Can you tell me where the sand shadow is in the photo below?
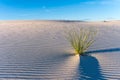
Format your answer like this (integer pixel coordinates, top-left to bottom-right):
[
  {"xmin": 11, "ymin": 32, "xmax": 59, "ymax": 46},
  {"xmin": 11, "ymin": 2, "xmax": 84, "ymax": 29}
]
[
  {"xmin": 85, "ymin": 48, "xmax": 120, "ymax": 54},
  {"xmin": 77, "ymin": 55, "xmax": 106, "ymax": 80}
]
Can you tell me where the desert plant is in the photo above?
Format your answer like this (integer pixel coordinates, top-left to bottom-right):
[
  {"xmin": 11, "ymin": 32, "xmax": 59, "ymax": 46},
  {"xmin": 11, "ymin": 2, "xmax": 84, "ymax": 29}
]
[{"xmin": 64, "ymin": 27, "xmax": 97, "ymax": 55}]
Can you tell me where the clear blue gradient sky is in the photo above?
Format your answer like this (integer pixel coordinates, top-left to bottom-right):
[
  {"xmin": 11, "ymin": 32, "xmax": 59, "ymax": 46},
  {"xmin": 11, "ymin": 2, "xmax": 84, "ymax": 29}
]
[{"xmin": 0, "ymin": 0, "xmax": 120, "ymax": 21}]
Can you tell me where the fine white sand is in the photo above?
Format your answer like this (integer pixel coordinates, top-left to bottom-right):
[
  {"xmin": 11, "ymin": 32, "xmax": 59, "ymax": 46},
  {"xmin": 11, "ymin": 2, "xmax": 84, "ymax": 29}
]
[
  {"xmin": 0, "ymin": 20, "xmax": 120, "ymax": 79},
  {"xmin": 0, "ymin": 20, "xmax": 120, "ymax": 51}
]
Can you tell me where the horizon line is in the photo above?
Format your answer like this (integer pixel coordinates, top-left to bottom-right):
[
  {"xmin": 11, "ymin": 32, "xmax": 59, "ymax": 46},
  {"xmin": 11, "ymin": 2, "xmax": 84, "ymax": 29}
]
[{"xmin": 0, "ymin": 19, "xmax": 120, "ymax": 22}]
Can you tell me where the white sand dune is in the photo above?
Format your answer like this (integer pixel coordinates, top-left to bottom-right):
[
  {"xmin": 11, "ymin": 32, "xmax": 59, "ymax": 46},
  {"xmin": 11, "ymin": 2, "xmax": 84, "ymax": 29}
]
[{"xmin": 0, "ymin": 20, "xmax": 120, "ymax": 79}]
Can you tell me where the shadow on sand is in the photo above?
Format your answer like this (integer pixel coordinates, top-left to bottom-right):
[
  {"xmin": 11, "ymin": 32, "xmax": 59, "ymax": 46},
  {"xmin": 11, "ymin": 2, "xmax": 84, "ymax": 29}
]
[
  {"xmin": 78, "ymin": 55, "xmax": 106, "ymax": 80},
  {"xmin": 85, "ymin": 48, "xmax": 120, "ymax": 54},
  {"xmin": 44, "ymin": 48, "xmax": 120, "ymax": 80},
  {"xmin": 77, "ymin": 48, "xmax": 120, "ymax": 80},
  {"xmin": 52, "ymin": 48, "xmax": 120, "ymax": 79}
]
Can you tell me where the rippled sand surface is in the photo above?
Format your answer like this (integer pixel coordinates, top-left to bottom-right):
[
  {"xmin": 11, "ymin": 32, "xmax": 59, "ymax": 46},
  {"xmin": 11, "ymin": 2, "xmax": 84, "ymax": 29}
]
[{"xmin": 0, "ymin": 20, "xmax": 120, "ymax": 80}]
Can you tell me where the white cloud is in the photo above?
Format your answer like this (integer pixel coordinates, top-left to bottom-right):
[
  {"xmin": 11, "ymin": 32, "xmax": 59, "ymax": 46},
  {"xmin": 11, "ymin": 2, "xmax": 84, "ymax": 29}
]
[
  {"xmin": 84, "ymin": 1, "xmax": 97, "ymax": 5},
  {"xmin": 83, "ymin": 0, "xmax": 120, "ymax": 5},
  {"xmin": 42, "ymin": 6, "xmax": 51, "ymax": 13}
]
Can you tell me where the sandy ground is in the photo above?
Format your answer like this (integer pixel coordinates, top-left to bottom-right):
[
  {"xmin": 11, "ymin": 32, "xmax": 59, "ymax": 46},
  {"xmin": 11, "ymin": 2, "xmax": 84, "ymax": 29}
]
[
  {"xmin": 0, "ymin": 20, "xmax": 120, "ymax": 79},
  {"xmin": 0, "ymin": 20, "xmax": 120, "ymax": 51}
]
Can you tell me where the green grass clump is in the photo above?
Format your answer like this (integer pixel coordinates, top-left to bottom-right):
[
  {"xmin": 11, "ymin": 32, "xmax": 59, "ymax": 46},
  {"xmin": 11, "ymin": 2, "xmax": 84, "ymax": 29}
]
[{"xmin": 65, "ymin": 27, "xmax": 97, "ymax": 55}]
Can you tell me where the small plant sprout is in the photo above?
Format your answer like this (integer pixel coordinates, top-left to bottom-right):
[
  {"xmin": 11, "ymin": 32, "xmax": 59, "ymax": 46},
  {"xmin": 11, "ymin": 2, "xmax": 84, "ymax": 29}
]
[{"xmin": 64, "ymin": 27, "xmax": 97, "ymax": 55}]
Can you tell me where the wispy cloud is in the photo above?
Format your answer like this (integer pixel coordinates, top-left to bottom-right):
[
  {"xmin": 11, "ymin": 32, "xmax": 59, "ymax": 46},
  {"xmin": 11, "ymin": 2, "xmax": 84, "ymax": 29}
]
[
  {"xmin": 42, "ymin": 6, "xmax": 51, "ymax": 12},
  {"xmin": 83, "ymin": 0, "xmax": 120, "ymax": 5},
  {"xmin": 83, "ymin": 1, "xmax": 96, "ymax": 5}
]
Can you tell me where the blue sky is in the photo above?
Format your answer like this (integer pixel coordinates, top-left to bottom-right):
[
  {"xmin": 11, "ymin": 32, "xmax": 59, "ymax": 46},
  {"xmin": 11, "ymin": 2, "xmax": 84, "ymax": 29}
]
[{"xmin": 0, "ymin": 0, "xmax": 120, "ymax": 21}]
